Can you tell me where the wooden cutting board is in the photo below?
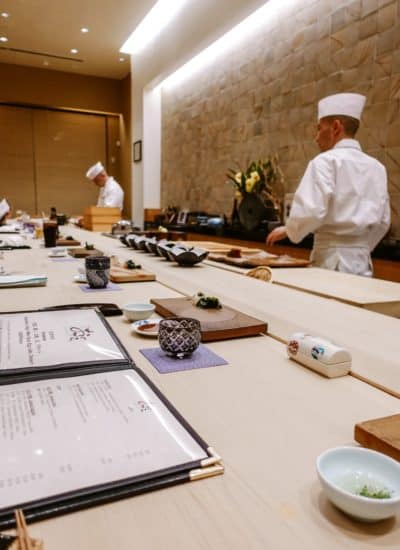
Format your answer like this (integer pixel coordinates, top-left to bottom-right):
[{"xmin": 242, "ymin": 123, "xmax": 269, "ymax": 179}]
[
  {"xmin": 186, "ymin": 241, "xmax": 263, "ymax": 254},
  {"xmin": 57, "ymin": 238, "xmax": 81, "ymax": 246},
  {"xmin": 150, "ymin": 297, "xmax": 267, "ymax": 341},
  {"xmin": 355, "ymin": 414, "xmax": 400, "ymax": 461},
  {"xmin": 68, "ymin": 247, "xmax": 103, "ymax": 258},
  {"xmin": 109, "ymin": 266, "xmax": 156, "ymax": 283},
  {"xmin": 209, "ymin": 252, "xmax": 310, "ymax": 268}
]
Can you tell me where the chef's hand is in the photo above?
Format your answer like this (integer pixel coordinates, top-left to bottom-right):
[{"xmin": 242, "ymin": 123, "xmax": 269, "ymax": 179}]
[{"xmin": 266, "ymin": 226, "xmax": 288, "ymax": 246}]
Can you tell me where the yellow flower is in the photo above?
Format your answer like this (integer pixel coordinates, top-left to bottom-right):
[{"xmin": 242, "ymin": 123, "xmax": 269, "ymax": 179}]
[
  {"xmin": 245, "ymin": 177, "xmax": 256, "ymax": 193},
  {"xmin": 235, "ymin": 172, "xmax": 242, "ymax": 183},
  {"xmin": 251, "ymin": 171, "xmax": 260, "ymax": 182}
]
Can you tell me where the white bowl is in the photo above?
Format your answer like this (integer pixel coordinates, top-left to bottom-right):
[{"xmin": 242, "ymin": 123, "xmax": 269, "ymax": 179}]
[
  {"xmin": 122, "ymin": 303, "xmax": 155, "ymax": 321},
  {"xmin": 317, "ymin": 446, "xmax": 400, "ymax": 522}
]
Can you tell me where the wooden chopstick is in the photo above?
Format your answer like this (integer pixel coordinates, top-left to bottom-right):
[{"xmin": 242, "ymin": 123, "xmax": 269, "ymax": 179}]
[
  {"xmin": 15, "ymin": 509, "xmax": 33, "ymax": 550},
  {"xmin": 15, "ymin": 509, "xmax": 26, "ymax": 550}
]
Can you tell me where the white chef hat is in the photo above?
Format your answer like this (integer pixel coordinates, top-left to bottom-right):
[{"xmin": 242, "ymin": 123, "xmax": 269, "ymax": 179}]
[
  {"xmin": 86, "ymin": 161, "xmax": 105, "ymax": 180},
  {"xmin": 0, "ymin": 198, "xmax": 10, "ymax": 219},
  {"xmin": 318, "ymin": 93, "xmax": 366, "ymax": 121}
]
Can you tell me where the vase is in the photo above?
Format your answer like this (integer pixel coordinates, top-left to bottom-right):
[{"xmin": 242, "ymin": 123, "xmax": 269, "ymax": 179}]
[{"xmin": 238, "ymin": 194, "xmax": 267, "ymax": 231}]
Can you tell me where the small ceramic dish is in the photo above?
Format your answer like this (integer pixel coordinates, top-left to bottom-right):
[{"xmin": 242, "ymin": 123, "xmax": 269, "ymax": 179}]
[
  {"xmin": 73, "ymin": 273, "xmax": 87, "ymax": 283},
  {"xmin": 122, "ymin": 303, "xmax": 155, "ymax": 321},
  {"xmin": 317, "ymin": 446, "xmax": 400, "ymax": 522},
  {"xmin": 48, "ymin": 247, "xmax": 67, "ymax": 258},
  {"xmin": 131, "ymin": 318, "xmax": 161, "ymax": 337}
]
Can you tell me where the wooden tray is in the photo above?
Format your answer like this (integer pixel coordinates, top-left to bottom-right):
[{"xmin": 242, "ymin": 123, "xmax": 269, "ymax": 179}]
[
  {"xmin": 186, "ymin": 241, "xmax": 263, "ymax": 254},
  {"xmin": 57, "ymin": 238, "xmax": 81, "ymax": 246},
  {"xmin": 150, "ymin": 297, "xmax": 267, "ymax": 342},
  {"xmin": 68, "ymin": 247, "xmax": 103, "ymax": 258},
  {"xmin": 209, "ymin": 252, "xmax": 310, "ymax": 268},
  {"xmin": 109, "ymin": 266, "xmax": 156, "ymax": 283},
  {"xmin": 355, "ymin": 414, "xmax": 400, "ymax": 461}
]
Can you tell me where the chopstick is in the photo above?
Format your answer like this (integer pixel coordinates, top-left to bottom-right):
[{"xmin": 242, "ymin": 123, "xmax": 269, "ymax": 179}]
[{"xmin": 15, "ymin": 509, "xmax": 33, "ymax": 550}]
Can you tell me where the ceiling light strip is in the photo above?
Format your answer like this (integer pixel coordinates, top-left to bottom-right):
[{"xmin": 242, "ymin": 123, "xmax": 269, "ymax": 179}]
[{"xmin": 120, "ymin": 0, "xmax": 188, "ymax": 55}]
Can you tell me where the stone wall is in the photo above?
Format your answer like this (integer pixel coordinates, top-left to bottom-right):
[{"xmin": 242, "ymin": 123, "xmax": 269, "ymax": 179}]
[{"xmin": 161, "ymin": 0, "xmax": 400, "ymax": 237}]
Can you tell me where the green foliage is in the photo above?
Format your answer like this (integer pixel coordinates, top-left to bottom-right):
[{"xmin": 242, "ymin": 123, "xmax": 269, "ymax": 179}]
[{"xmin": 226, "ymin": 154, "xmax": 284, "ymax": 211}]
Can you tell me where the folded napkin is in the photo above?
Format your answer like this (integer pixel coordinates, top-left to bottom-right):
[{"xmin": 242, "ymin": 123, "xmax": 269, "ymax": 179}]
[
  {"xmin": 0, "ymin": 224, "xmax": 20, "ymax": 233},
  {"xmin": 0, "ymin": 274, "xmax": 47, "ymax": 288},
  {"xmin": 0, "ymin": 235, "xmax": 27, "ymax": 247}
]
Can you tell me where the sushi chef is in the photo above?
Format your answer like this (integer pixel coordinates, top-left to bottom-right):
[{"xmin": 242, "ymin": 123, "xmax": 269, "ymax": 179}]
[
  {"xmin": 86, "ymin": 162, "xmax": 124, "ymax": 210},
  {"xmin": 266, "ymin": 93, "xmax": 390, "ymax": 277},
  {"xmin": 0, "ymin": 198, "xmax": 11, "ymax": 225}
]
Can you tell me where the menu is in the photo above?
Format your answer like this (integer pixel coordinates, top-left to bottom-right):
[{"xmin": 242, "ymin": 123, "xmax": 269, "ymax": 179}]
[
  {"xmin": 0, "ymin": 369, "xmax": 207, "ymax": 510},
  {"xmin": 0, "ymin": 308, "xmax": 221, "ymax": 525},
  {"xmin": 0, "ymin": 309, "xmax": 126, "ymax": 372}
]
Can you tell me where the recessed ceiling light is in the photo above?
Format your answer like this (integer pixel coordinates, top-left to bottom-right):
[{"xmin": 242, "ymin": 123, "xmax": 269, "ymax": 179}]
[
  {"xmin": 119, "ymin": 57, "xmax": 125, "ymax": 62},
  {"xmin": 81, "ymin": 27, "xmax": 89, "ymax": 33},
  {"xmin": 0, "ymin": 36, "xmax": 8, "ymax": 42},
  {"xmin": 1, "ymin": 12, "xmax": 9, "ymax": 18},
  {"xmin": 70, "ymin": 48, "xmax": 78, "ymax": 54}
]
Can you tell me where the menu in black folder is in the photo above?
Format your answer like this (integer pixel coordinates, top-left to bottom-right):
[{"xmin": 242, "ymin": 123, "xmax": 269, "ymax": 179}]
[
  {"xmin": 0, "ymin": 309, "xmax": 127, "ymax": 374},
  {"xmin": 0, "ymin": 308, "xmax": 223, "ymax": 527}
]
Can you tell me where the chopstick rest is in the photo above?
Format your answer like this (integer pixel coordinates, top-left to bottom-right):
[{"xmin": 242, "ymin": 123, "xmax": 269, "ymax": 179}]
[{"xmin": 287, "ymin": 332, "xmax": 351, "ymax": 378}]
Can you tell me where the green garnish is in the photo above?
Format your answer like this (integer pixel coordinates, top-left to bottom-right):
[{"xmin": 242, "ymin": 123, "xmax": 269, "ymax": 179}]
[
  {"xmin": 358, "ymin": 485, "xmax": 392, "ymax": 499},
  {"xmin": 194, "ymin": 292, "xmax": 222, "ymax": 309},
  {"xmin": 125, "ymin": 260, "xmax": 141, "ymax": 270},
  {"xmin": 85, "ymin": 242, "xmax": 95, "ymax": 250}
]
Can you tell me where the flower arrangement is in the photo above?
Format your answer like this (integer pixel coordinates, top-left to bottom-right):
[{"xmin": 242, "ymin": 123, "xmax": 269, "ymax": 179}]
[{"xmin": 226, "ymin": 155, "xmax": 284, "ymax": 212}]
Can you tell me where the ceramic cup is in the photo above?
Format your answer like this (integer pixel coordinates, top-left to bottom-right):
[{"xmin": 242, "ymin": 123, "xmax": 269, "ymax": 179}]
[
  {"xmin": 85, "ymin": 256, "xmax": 110, "ymax": 289},
  {"xmin": 158, "ymin": 317, "xmax": 201, "ymax": 359},
  {"xmin": 43, "ymin": 221, "xmax": 58, "ymax": 248}
]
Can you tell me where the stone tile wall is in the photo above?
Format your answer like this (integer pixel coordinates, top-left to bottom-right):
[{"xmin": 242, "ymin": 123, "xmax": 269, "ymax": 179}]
[{"xmin": 161, "ymin": 0, "xmax": 400, "ymax": 237}]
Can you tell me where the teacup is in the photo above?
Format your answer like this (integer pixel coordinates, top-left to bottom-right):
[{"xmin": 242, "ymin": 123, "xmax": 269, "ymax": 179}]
[
  {"xmin": 158, "ymin": 317, "xmax": 201, "ymax": 359},
  {"xmin": 85, "ymin": 256, "xmax": 110, "ymax": 289}
]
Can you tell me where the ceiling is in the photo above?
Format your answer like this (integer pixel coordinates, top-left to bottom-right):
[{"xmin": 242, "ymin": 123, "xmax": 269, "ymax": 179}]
[{"xmin": 0, "ymin": 0, "xmax": 157, "ymax": 80}]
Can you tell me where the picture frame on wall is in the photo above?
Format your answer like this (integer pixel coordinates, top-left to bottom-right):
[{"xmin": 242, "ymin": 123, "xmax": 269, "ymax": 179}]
[
  {"xmin": 133, "ymin": 140, "xmax": 142, "ymax": 163},
  {"xmin": 176, "ymin": 209, "xmax": 189, "ymax": 225}
]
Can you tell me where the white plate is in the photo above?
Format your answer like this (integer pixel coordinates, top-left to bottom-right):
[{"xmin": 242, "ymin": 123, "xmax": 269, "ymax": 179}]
[
  {"xmin": 48, "ymin": 252, "xmax": 68, "ymax": 258},
  {"xmin": 73, "ymin": 274, "xmax": 87, "ymax": 283},
  {"xmin": 131, "ymin": 318, "xmax": 161, "ymax": 337}
]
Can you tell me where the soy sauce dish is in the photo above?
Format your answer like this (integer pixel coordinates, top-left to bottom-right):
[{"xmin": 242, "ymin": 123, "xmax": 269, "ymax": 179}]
[{"xmin": 316, "ymin": 446, "xmax": 400, "ymax": 522}]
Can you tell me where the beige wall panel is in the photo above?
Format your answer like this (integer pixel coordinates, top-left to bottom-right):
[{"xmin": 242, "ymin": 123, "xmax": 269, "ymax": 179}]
[
  {"xmin": 0, "ymin": 105, "xmax": 36, "ymax": 213},
  {"xmin": 33, "ymin": 110, "xmax": 106, "ymax": 215},
  {"xmin": 106, "ymin": 116, "xmax": 122, "ymax": 187},
  {"xmin": 0, "ymin": 63, "xmax": 123, "ymax": 114},
  {"xmin": 120, "ymin": 75, "xmax": 132, "ymax": 218}
]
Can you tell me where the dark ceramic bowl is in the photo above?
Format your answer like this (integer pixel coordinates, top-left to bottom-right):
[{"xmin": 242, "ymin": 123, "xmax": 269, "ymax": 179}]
[
  {"xmin": 170, "ymin": 246, "xmax": 209, "ymax": 266},
  {"xmin": 157, "ymin": 242, "xmax": 175, "ymax": 260}
]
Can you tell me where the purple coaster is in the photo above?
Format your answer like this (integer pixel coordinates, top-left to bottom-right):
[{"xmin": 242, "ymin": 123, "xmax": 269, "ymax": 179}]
[
  {"xmin": 50, "ymin": 257, "xmax": 78, "ymax": 262},
  {"xmin": 140, "ymin": 344, "xmax": 228, "ymax": 374},
  {"xmin": 79, "ymin": 282, "xmax": 122, "ymax": 292}
]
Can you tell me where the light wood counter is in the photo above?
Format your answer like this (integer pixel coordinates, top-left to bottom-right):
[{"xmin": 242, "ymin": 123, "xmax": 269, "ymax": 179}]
[
  {"xmin": 64, "ymin": 229, "xmax": 400, "ymax": 398},
  {"xmin": 1, "ymin": 236, "xmax": 399, "ymax": 548},
  {"xmin": 270, "ymin": 267, "xmax": 400, "ymax": 317}
]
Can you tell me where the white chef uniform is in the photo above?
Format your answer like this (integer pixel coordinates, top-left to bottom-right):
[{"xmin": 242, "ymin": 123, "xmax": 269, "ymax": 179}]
[
  {"xmin": 286, "ymin": 94, "xmax": 390, "ymax": 277},
  {"xmin": 86, "ymin": 162, "xmax": 124, "ymax": 210},
  {"xmin": 97, "ymin": 177, "xmax": 124, "ymax": 209},
  {"xmin": 0, "ymin": 198, "xmax": 10, "ymax": 224}
]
